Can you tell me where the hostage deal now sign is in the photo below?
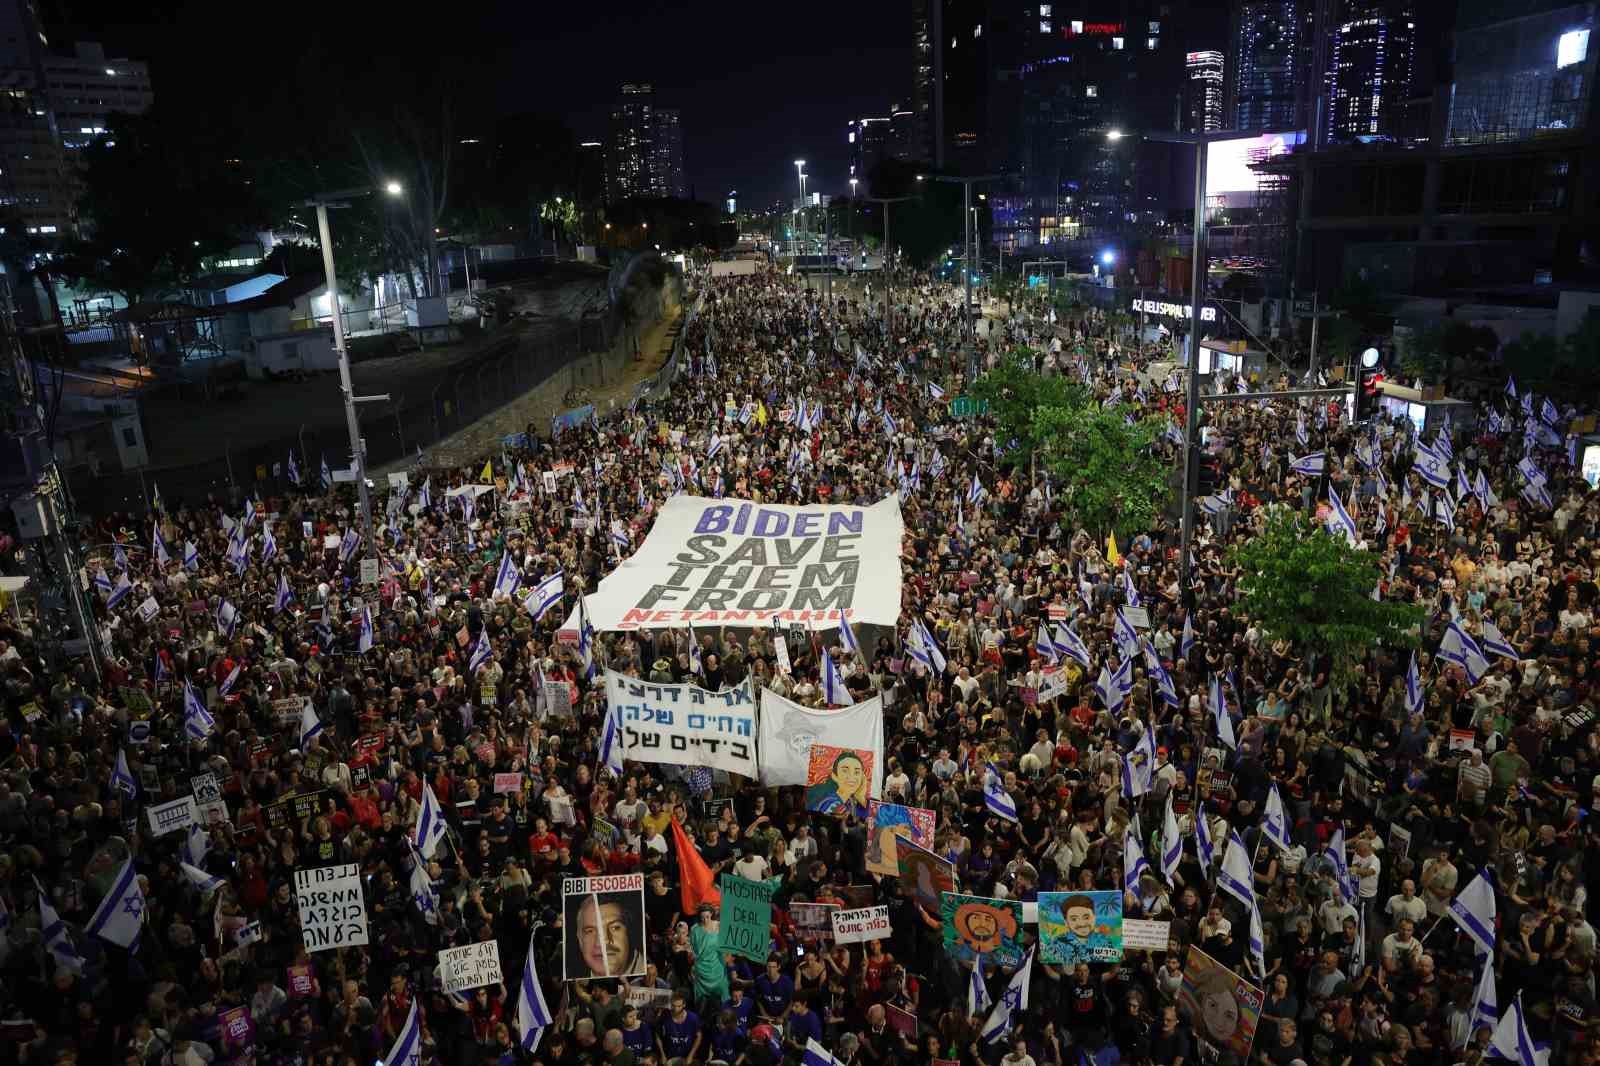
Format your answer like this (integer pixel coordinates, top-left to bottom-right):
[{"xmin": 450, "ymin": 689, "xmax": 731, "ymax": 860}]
[{"xmin": 571, "ymin": 496, "xmax": 904, "ymax": 631}]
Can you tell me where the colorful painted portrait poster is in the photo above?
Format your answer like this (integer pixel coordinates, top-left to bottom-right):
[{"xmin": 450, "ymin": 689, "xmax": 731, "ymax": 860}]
[
  {"xmin": 940, "ymin": 893, "xmax": 1025, "ymax": 967},
  {"xmin": 866, "ymin": 801, "xmax": 936, "ymax": 876},
  {"xmin": 805, "ymin": 744, "xmax": 874, "ymax": 820},
  {"xmin": 1176, "ymin": 947, "xmax": 1264, "ymax": 1060},
  {"xmin": 895, "ymin": 839, "xmax": 955, "ymax": 910},
  {"xmin": 1038, "ymin": 890, "xmax": 1124, "ymax": 965}
]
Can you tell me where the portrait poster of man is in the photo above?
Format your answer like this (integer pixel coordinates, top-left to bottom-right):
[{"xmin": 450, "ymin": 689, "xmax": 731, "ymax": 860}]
[
  {"xmin": 562, "ymin": 874, "xmax": 647, "ymax": 980},
  {"xmin": 865, "ymin": 801, "xmax": 936, "ymax": 877},
  {"xmin": 1038, "ymin": 890, "xmax": 1124, "ymax": 965},
  {"xmin": 940, "ymin": 893, "xmax": 1024, "ymax": 967},
  {"xmin": 804, "ymin": 744, "xmax": 874, "ymax": 820}
]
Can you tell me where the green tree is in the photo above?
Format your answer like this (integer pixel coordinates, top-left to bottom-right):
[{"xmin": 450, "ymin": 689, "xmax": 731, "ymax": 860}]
[
  {"xmin": 1031, "ymin": 402, "xmax": 1169, "ymax": 540},
  {"xmin": 1229, "ymin": 506, "xmax": 1423, "ymax": 687},
  {"xmin": 970, "ymin": 353, "xmax": 1090, "ymax": 464}
]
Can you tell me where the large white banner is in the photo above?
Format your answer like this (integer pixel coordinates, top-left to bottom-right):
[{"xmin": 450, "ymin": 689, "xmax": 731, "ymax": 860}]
[
  {"xmin": 759, "ymin": 689, "xmax": 885, "ymax": 796},
  {"xmin": 573, "ymin": 495, "xmax": 903, "ymax": 631},
  {"xmin": 295, "ymin": 864, "xmax": 370, "ymax": 953},
  {"xmin": 604, "ymin": 669, "xmax": 758, "ymax": 778}
]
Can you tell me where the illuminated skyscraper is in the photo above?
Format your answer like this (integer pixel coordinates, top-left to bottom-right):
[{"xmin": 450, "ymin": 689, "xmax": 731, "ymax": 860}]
[{"xmin": 1186, "ymin": 50, "xmax": 1226, "ymax": 131}]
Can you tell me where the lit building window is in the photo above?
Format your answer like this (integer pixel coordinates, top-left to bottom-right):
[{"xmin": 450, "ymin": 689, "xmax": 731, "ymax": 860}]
[
  {"xmin": 1039, "ymin": 3, "xmax": 1051, "ymax": 13},
  {"xmin": 1040, "ymin": 19, "xmax": 1052, "ymax": 31},
  {"xmin": 1148, "ymin": 36, "xmax": 1158, "ymax": 48},
  {"xmin": 1071, "ymin": 20, "xmax": 1084, "ymax": 33},
  {"xmin": 1112, "ymin": 36, "xmax": 1125, "ymax": 48},
  {"xmin": 975, "ymin": 23, "xmax": 982, "ymax": 37},
  {"xmin": 1086, "ymin": 85, "xmax": 1098, "ymax": 97}
]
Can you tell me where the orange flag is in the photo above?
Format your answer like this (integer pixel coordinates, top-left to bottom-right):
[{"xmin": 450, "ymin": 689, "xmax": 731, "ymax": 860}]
[{"xmin": 671, "ymin": 816, "xmax": 721, "ymax": 916}]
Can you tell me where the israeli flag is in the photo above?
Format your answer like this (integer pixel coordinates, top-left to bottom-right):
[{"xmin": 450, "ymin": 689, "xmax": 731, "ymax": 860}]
[
  {"xmin": 1541, "ymin": 397, "xmax": 1560, "ymax": 426},
  {"xmin": 111, "ymin": 749, "xmax": 138, "ymax": 799},
  {"xmin": 106, "ymin": 571, "xmax": 133, "ymax": 609},
  {"xmin": 181, "ymin": 822, "xmax": 210, "ymax": 868},
  {"xmin": 1295, "ymin": 411, "xmax": 1309, "ymax": 447},
  {"xmin": 1122, "ymin": 568, "xmax": 1141, "ymax": 608},
  {"xmin": 1180, "ymin": 614, "xmax": 1195, "ymax": 661},
  {"xmin": 1471, "ymin": 957, "xmax": 1498, "ymax": 1045},
  {"xmin": 182, "ymin": 681, "xmax": 215, "ymax": 741},
  {"xmin": 1405, "ymin": 651, "xmax": 1424, "ymax": 714},
  {"xmin": 1218, "ymin": 831, "xmax": 1257, "ymax": 908},
  {"xmin": 320, "ymin": 455, "xmax": 332, "ymax": 489},
  {"xmin": 1211, "ymin": 674, "xmax": 1235, "ymax": 748},
  {"xmin": 217, "ymin": 599, "xmax": 238, "ymax": 638},
  {"xmin": 1247, "ymin": 898, "xmax": 1267, "ymax": 976},
  {"xmin": 358, "ymin": 606, "xmax": 375, "ymax": 654},
  {"xmin": 1034, "ymin": 622, "xmax": 1058, "ymax": 664},
  {"xmin": 819, "ymin": 649, "xmax": 848, "ymax": 706},
  {"xmin": 576, "ymin": 595, "xmax": 598, "ymax": 680},
  {"xmin": 1262, "ymin": 784, "xmax": 1293, "ymax": 853},
  {"xmin": 1324, "ymin": 826, "xmax": 1357, "ymax": 902},
  {"xmin": 707, "ymin": 434, "xmax": 725, "ymax": 462},
  {"xmin": 983, "ymin": 765, "xmax": 1018, "ymax": 822},
  {"xmin": 180, "ymin": 862, "xmax": 225, "ymax": 897},
  {"xmin": 1326, "ymin": 485, "xmax": 1359, "ymax": 544},
  {"xmin": 114, "ymin": 542, "xmax": 128, "ymax": 571},
  {"xmin": 1506, "ymin": 375, "xmax": 1517, "ymax": 398},
  {"xmin": 1194, "ymin": 802, "xmax": 1216, "ymax": 871},
  {"xmin": 836, "ymin": 616, "xmax": 862, "ymax": 662},
  {"xmin": 1441, "ymin": 621, "xmax": 1490, "ymax": 684},
  {"xmin": 968, "ymin": 958, "xmax": 993, "ymax": 1017},
  {"xmin": 339, "ymin": 528, "xmax": 360, "ymax": 564},
  {"xmin": 599, "ymin": 696, "xmax": 625, "ymax": 778},
  {"xmin": 1289, "ymin": 451, "xmax": 1325, "ymax": 476},
  {"xmin": 1143, "ymin": 641, "xmax": 1180, "ymax": 708},
  {"xmin": 287, "ymin": 451, "xmax": 301, "ymax": 485},
  {"xmin": 1113, "ymin": 608, "xmax": 1141, "ymax": 661},
  {"xmin": 1450, "ymin": 870, "xmax": 1498, "ymax": 956},
  {"xmin": 493, "ymin": 551, "xmax": 521, "ymax": 600},
  {"xmin": 1482, "ymin": 620, "xmax": 1519, "ymax": 662},
  {"xmin": 1161, "ymin": 794, "xmax": 1183, "ymax": 882},
  {"xmin": 1489, "ymin": 995, "xmax": 1549, "ymax": 1066},
  {"xmin": 37, "ymin": 878, "xmax": 86, "ymax": 975},
  {"xmin": 414, "ymin": 782, "xmax": 450, "ymax": 859},
  {"xmin": 152, "ymin": 523, "xmax": 170, "ymax": 567},
  {"xmin": 299, "ymin": 703, "xmax": 325, "ymax": 751},
  {"xmin": 907, "ymin": 618, "xmax": 947, "ymax": 674},
  {"xmin": 1415, "ymin": 447, "xmax": 1451, "ymax": 489},
  {"xmin": 382, "ymin": 999, "xmax": 423, "ymax": 1066},
  {"xmin": 522, "ymin": 570, "xmax": 564, "ymax": 622},
  {"xmin": 219, "ymin": 660, "xmax": 242, "ymax": 696},
  {"xmin": 182, "ymin": 540, "xmax": 199, "ymax": 571},
  {"xmin": 93, "ymin": 565, "xmax": 113, "ymax": 595},
  {"xmin": 1521, "ymin": 478, "xmax": 1553, "ymax": 511},
  {"xmin": 467, "ymin": 627, "xmax": 491, "ymax": 674},
  {"xmin": 1124, "ymin": 828, "xmax": 1151, "ymax": 893},
  {"xmin": 966, "ymin": 473, "xmax": 986, "ymax": 505},
  {"xmin": 882, "ymin": 409, "xmax": 898, "ymax": 436},
  {"xmin": 86, "ymin": 858, "xmax": 145, "ymax": 949},
  {"xmin": 1052, "ymin": 623, "xmax": 1091, "ymax": 669},
  {"xmin": 274, "ymin": 572, "xmax": 293, "ymax": 614},
  {"xmin": 407, "ymin": 844, "xmax": 439, "ymax": 926},
  {"xmin": 260, "ymin": 526, "xmax": 278, "ymax": 565},
  {"xmin": 978, "ymin": 948, "xmax": 1035, "ymax": 1045},
  {"xmin": 517, "ymin": 928, "xmax": 555, "ymax": 1051},
  {"xmin": 928, "ymin": 380, "xmax": 945, "ymax": 400}
]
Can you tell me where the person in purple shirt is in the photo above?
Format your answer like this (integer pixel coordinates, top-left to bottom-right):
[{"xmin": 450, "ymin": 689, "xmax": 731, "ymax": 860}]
[
  {"xmin": 782, "ymin": 993, "xmax": 823, "ymax": 1056},
  {"xmin": 724, "ymin": 986, "xmax": 757, "ymax": 1029},
  {"xmin": 619, "ymin": 1006, "xmax": 654, "ymax": 1060},
  {"xmin": 754, "ymin": 958, "xmax": 794, "ymax": 1022},
  {"xmin": 657, "ymin": 992, "xmax": 702, "ymax": 1062},
  {"xmin": 707, "ymin": 1008, "xmax": 748, "ymax": 1063}
]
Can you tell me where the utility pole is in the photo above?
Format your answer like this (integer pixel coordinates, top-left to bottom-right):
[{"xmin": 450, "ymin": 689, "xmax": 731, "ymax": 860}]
[
  {"xmin": 931, "ymin": 174, "xmax": 999, "ymax": 381},
  {"xmin": 867, "ymin": 195, "xmax": 916, "ymax": 338}
]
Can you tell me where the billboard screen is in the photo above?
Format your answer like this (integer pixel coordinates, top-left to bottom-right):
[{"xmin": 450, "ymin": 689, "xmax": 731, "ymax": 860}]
[{"xmin": 1205, "ymin": 131, "xmax": 1305, "ymax": 197}]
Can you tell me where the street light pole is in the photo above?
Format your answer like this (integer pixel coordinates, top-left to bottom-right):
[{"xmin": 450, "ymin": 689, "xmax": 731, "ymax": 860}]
[
  {"xmin": 309, "ymin": 182, "xmax": 402, "ymax": 556},
  {"xmin": 931, "ymin": 174, "xmax": 1000, "ymax": 381},
  {"xmin": 867, "ymin": 194, "xmax": 915, "ymax": 338}
]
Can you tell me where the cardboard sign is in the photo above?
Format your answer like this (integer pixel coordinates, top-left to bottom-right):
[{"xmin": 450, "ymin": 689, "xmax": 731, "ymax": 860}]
[
  {"xmin": 1037, "ymin": 667, "xmax": 1069, "ymax": 703},
  {"xmin": 623, "ymin": 986, "xmax": 674, "ymax": 1011},
  {"xmin": 147, "ymin": 796, "xmax": 198, "ymax": 836},
  {"xmin": 1123, "ymin": 919, "xmax": 1173, "ymax": 952},
  {"xmin": 1388, "ymin": 824, "xmax": 1412, "ymax": 863},
  {"xmin": 791, "ymin": 902, "xmax": 838, "ymax": 942},
  {"xmin": 138, "ymin": 596, "xmax": 160, "ymax": 622},
  {"xmin": 718, "ymin": 875, "xmax": 780, "ymax": 962},
  {"xmin": 1047, "ymin": 604, "xmax": 1070, "ymax": 621},
  {"xmin": 885, "ymin": 1003, "xmax": 916, "ymax": 1038},
  {"xmin": 1448, "ymin": 728, "xmax": 1476, "ymax": 751},
  {"xmin": 542, "ymin": 682, "xmax": 573, "ymax": 717},
  {"xmin": 191, "ymin": 772, "xmax": 222, "ymax": 805},
  {"xmin": 287, "ymin": 964, "xmax": 316, "ymax": 998},
  {"xmin": 439, "ymin": 940, "xmax": 503, "ymax": 994},
  {"xmin": 265, "ymin": 789, "xmax": 329, "ymax": 830},
  {"xmin": 1123, "ymin": 606, "xmax": 1151, "ymax": 628},
  {"xmin": 830, "ymin": 905, "xmax": 892, "ymax": 944},
  {"xmin": 218, "ymin": 1006, "xmax": 254, "ymax": 1053},
  {"xmin": 494, "ymin": 772, "xmax": 524, "ymax": 794},
  {"xmin": 295, "ymin": 864, "xmax": 369, "ymax": 953}
]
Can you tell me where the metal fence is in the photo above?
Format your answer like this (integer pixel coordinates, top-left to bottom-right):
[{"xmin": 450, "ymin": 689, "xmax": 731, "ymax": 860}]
[{"xmin": 66, "ymin": 323, "xmax": 585, "ymax": 518}]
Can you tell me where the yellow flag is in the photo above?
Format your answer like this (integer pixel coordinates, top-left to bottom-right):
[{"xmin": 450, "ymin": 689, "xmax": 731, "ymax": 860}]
[
  {"xmin": 480, "ymin": 458, "xmax": 493, "ymax": 482},
  {"xmin": 1106, "ymin": 531, "xmax": 1122, "ymax": 567},
  {"xmin": 755, "ymin": 401, "xmax": 768, "ymax": 427}
]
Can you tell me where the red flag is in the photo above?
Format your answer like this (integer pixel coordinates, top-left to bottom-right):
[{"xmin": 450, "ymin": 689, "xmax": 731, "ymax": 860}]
[{"xmin": 670, "ymin": 816, "xmax": 720, "ymax": 916}]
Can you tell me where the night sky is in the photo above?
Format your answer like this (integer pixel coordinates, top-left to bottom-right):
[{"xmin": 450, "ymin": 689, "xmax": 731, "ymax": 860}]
[{"xmin": 48, "ymin": 0, "xmax": 911, "ymax": 209}]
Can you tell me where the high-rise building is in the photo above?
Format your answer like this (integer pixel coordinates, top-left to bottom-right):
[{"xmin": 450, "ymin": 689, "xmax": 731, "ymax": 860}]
[
  {"xmin": 0, "ymin": 0, "xmax": 71, "ymax": 236},
  {"xmin": 576, "ymin": 141, "xmax": 606, "ymax": 204},
  {"xmin": 1446, "ymin": 0, "xmax": 1596, "ymax": 143},
  {"xmin": 653, "ymin": 108, "xmax": 685, "ymax": 198},
  {"xmin": 847, "ymin": 116, "xmax": 892, "ymax": 180},
  {"xmin": 606, "ymin": 85, "xmax": 686, "ymax": 201},
  {"xmin": 1227, "ymin": 0, "xmax": 1315, "ymax": 131},
  {"xmin": 1324, "ymin": 0, "xmax": 1416, "ymax": 139},
  {"xmin": 1186, "ymin": 50, "xmax": 1226, "ymax": 131},
  {"xmin": 43, "ymin": 42, "xmax": 152, "ymax": 153},
  {"xmin": 912, "ymin": 0, "xmax": 942, "ymax": 166}
]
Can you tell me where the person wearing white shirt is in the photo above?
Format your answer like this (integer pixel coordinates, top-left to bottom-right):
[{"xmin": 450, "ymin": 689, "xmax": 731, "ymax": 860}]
[
  {"xmin": 733, "ymin": 850, "xmax": 770, "ymax": 881},
  {"xmin": 789, "ymin": 825, "xmax": 818, "ymax": 863},
  {"xmin": 1351, "ymin": 840, "xmax": 1381, "ymax": 902},
  {"xmin": 1385, "ymin": 879, "xmax": 1427, "ymax": 926},
  {"xmin": 1318, "ymin": 893, "xmax": 1357, "ymax": 936}
]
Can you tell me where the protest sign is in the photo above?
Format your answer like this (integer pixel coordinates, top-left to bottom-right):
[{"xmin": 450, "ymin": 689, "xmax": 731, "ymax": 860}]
[
  {"xmin": 191, "ymin": 772, "xmax": 222, "ymax": 805},
  {"xmin": 896, "ymin": 839, "xmax": 956, "ymax": 910},
  {"xmin": 493, "ymin": 772, "xmax": 523, "ymax": 794},
  {"xmin": 603, "ymin": 670, "xmax": 757, "ymax": 777},
  {"xmin": 941, "ymin": 894, "xmax": 1025, "ymax": 967},
  {"xmin": 804, "ymin": 744, "xmax": 874, "ymax": 820},
  {"xmin": 1038, "ymin": 891, "xmax": 1125, "ymax": 964},
  {"xmin": 294, "ymin": 864, "xmax": 369, "ymax": 953},
  {"xmin": 217, "ymin": 1007, "xmax": 254, "ymax": 1054},
  {"xmin": 286, "ymin": 965, "xmax": 315, "ymax": 998},
  {"xmin": 1123, "ymin": 919, "xmax": 1173, "ymax": 952},
  {"xmin": 1176, "ymin": 947, "xmax": 1264, "ymax": 1060},
  {"xmin": 885, "ymin": 1004, "xmax": 916, "ymax": 1038},
  {"xmin": 1388, "ymin": 824, "xmax": 1412, "ymax": 863},
  {"xmin": 146, "ymin": 796, "xmax": 197, "ymax": 837},
  {"xmin": 439, "ymin": 940, "xmax": 503, "ymax": 994},
  {"xmin": 623, "ymin": 986, "xmax": 674, "ymax": 1011},
  {"xmin": 791, "ymin": 902, "xmax": 837, "ymax": 942},
  {"xmin": 1037, "ymin": 667, "xmax": 1070, "ymax": 703},
  {"xmin": 542, "ymin": 681, "xmax": 574, "ymax": 717},
  {"xmin": 758, "ymin": 689, "xmax": 884, "ymax": 795},
  {"xmin": 831, "ymin": 906, "xmax": 892, "ymax": 944},
  {"xmin": 572, "ymin": 495, "xmax": 904, "ymax": 630},
  {"xmin": 865, "ymin": 801, "xmax": 936, "ymax": 876},
  {"xmin": 562, "ymin": 874, "xmax": 647, "ymax": 980},
  {"xmin": 717, "ymin": 875, "xmax": 779, "ymax": 961}
]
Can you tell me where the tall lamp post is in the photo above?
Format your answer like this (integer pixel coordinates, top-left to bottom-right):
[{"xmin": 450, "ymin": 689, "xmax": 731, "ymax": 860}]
[
  {"xmin": 308, "ymin": 181, "xmax": 404, "ymax": 555},
  {"xmin": 866, "ymin": 193, "xmax": 916, "ymax": 337},
  {"xmin": 931, "ymin": 173, "xmax": 1000, "ymax": 379}
]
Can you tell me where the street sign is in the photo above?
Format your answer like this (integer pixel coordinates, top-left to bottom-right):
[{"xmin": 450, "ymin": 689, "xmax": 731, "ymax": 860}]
[
  {"xmin": 359, "ymin": 557, "xmax": 379, "ymax": 587},
  {"xmin": 1292, "ymin": 295, "xmax": 1316, "ymax": 316},
  {"xmin": 947, "ymin": 396, "xmax": 991, "ymax": 419}
]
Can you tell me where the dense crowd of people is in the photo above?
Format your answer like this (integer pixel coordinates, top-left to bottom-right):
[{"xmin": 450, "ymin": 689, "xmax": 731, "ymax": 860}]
[{"xmin": 1, "ymin": 262, "xmax": 1598, "ymax": 1066}]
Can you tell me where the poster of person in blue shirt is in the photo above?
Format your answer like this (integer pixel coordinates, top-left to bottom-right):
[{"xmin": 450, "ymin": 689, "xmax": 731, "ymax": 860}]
[{"xmin": 1038, "ymin": 890, "xmax": 1124, "ymax": 965}]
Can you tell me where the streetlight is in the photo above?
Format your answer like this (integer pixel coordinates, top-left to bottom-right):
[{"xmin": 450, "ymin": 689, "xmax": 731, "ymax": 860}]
[
  {"xmin": 931, "ymin": 173, "xmax": 1000, "ymax": 374},
  {"xmin": 307, "ymin": 181, "xmax": 404, "ymax": 555},
  {"xmin": 1106, "ymin": 128, "xmax": 1126, "ymax": 142}
]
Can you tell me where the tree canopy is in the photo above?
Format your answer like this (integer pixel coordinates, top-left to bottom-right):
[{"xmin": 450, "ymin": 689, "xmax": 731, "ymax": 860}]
[{"xmin": 1228, "ymin": 506, "xmax": 1423, "ymax": 686}]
